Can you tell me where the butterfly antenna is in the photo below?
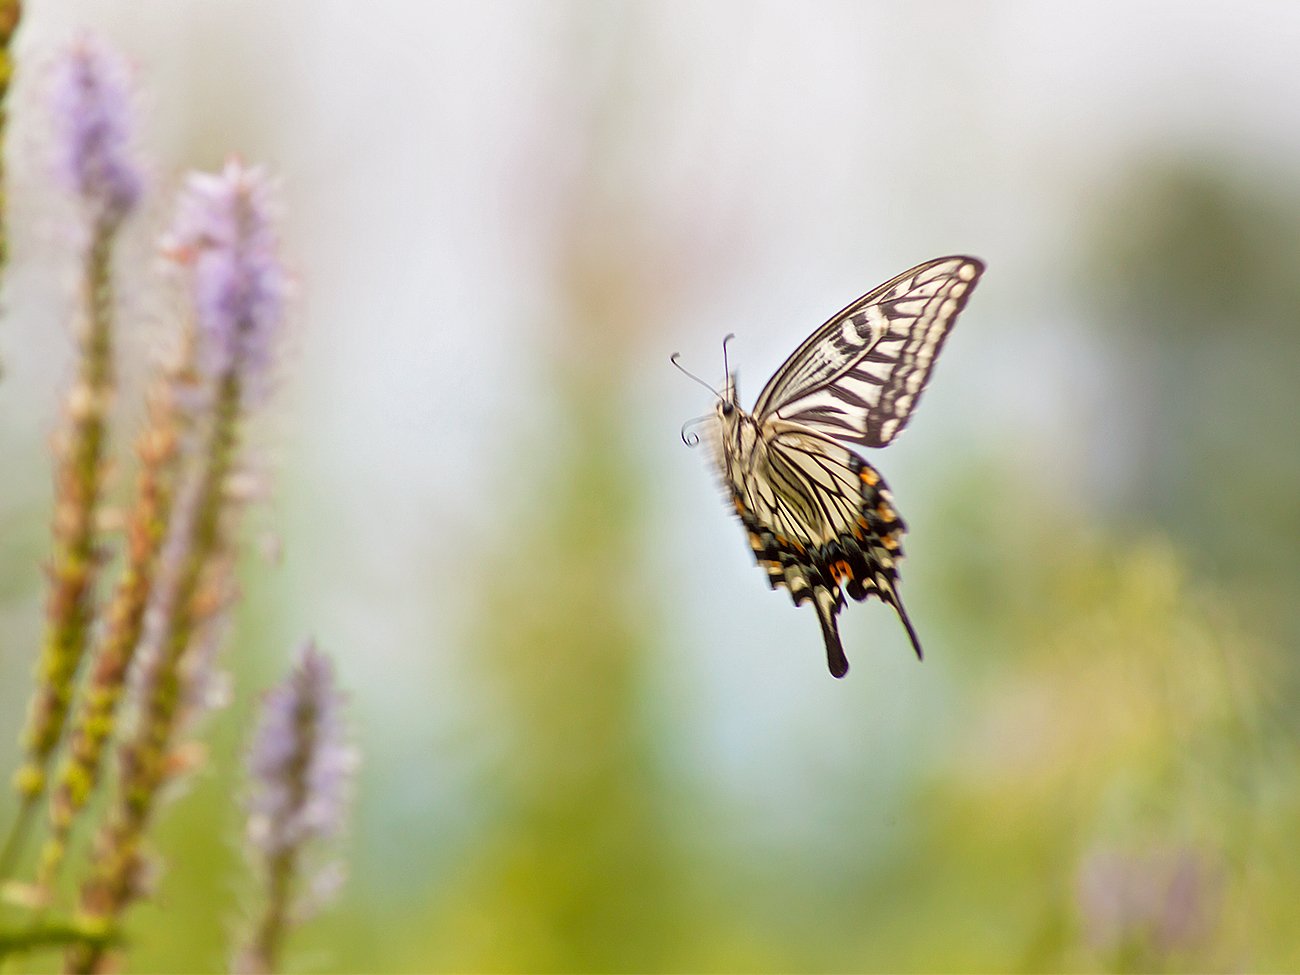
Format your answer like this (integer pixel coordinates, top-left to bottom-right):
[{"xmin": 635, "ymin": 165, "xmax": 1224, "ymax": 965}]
[
  {"xmin": 679, "ymin": 413, "xmax": 711, "ymax": 448},
  {"xmin": 721, "ymin": 332, "xmax": 736, "ymax": 381},
  {"xmin": 670, "ymin": 352, "xmax": 722, "ymax": 399}
]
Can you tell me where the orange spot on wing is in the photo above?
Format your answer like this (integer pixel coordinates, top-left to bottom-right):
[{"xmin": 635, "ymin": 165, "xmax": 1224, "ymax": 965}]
[{"xmin": 859, "ymin": 468, "xmax": 879, "ymax": 486}]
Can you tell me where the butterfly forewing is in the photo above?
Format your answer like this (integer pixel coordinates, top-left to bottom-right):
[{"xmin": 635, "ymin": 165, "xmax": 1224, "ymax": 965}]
[{"xmin": 753, "ymin": 256, "xmax": 983, "ymax": 448}]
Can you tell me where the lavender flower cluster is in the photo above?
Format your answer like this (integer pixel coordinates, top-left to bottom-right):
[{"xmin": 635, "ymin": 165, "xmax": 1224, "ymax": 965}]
[
  {"xmin": 238, "ymin": 643, "xmax": 356, "ymax": 973},
  {"xmin": 48, "ymin": 35, "xmax": 141, "ymax": 224},
  {"xmin": 247, "ymin": 643, "xmax": 355, "ymax": 860},
  {"xmin": 0, "ymin": 28, "xmax": 354, "ymax": 975},
  {"xmin": 166, "ymin": 160, "xmax": 288, "ymax": 389}
]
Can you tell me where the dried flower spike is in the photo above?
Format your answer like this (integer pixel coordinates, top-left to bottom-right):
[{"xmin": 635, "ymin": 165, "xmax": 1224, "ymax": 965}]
[{"xmin": 235, "ymin": 642, "xmax": 355, "ymax": 975}]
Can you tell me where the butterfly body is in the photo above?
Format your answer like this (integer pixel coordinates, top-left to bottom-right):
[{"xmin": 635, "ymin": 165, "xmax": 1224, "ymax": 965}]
[{"xmin": 697, "ymin": 256, "xmax": 984, "ymax": 678}]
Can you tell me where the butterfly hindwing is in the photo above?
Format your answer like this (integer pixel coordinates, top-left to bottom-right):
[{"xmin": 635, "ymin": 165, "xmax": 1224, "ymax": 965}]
[
  {"xmin": 753, "ymin": 256, "xmax": 983, "ymax": 448},
  {"xmin": 726, "ymin": 425, "xmax": 922, "ymax": 677}
]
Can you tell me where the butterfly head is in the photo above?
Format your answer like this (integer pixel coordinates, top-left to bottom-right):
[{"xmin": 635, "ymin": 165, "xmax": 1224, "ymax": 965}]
[
  {"xmin": 713, "ymin": 370, "xmax": 762, "ymax": 479},
  {"xmin": 716, "ymin": 370, "xmax": 740, "ymax": 423},
  {"xmin": 671, "ymin": 335, "xmax": 746, "ymax": 447},
  {"xmin": 721, "ymin": 369, "xmax": 738, "ymax": 407},
  {"xmin": 715, "ymin": 331, "xmax": 748, "ymax": 437}
]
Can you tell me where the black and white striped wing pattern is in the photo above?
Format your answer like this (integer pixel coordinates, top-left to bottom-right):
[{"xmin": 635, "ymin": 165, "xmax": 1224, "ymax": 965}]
[{"xmin": 753, "ymin": 256, "xmax": 984, "ymax": 447}]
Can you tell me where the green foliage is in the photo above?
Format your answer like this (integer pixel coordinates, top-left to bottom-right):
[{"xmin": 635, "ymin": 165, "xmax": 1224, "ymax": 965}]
[
  {"xmin": 1080, "ymin": 159, "xmax": 1300, "ymax": 653},
  {"xmin": 422, "ymin": 372, "xmax": 684, "ymax": 972}
]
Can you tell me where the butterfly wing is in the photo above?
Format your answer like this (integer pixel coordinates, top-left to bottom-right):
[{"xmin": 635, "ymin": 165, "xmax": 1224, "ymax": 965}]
[
  {"xmin": 752, "ymin": 256, "xmax": 984, "ymax": 447},
  {"xmin": 728, "ymin": 421, "xmax": 921, "ymax": 677}
]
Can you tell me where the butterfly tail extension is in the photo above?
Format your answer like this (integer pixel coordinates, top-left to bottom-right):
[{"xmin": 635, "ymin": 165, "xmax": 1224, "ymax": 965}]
[
  {"xmin": 884, "ymin": 586, "xmax": 924, "ymax": 661},
  {"xmin": 737, "ymin": 502, "xmax": 851, "ymax": 676},
  {"xmin": 813, "ymin": 585, "xmax": 850, "ymax": 678}
]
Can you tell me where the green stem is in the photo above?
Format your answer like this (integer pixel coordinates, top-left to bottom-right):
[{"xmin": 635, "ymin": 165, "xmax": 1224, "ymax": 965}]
[
  {"xmin": 240, "ymin": 847, "xmax": 298, "ymax": 974},
  {"xmin": 4, "ymin": 214, "xmax": 119, "ymax": 882},
  {"xmin": 40, "ymin": 370, "xmax": 185, "ymax": 893},
  {"xmin": 0, "ymin": 918, "xmax": 118, "ymax": 956},
  {"xmin": 70, "ymin": 369, "xmax": 243, "ymax": 974},
  {"xmin": 0, "ymin": 800, "xmax": 34, "ymax": 881},
  {"xmin": 0, "ymin": 0, "xmax": 20, "ymax": 277}
]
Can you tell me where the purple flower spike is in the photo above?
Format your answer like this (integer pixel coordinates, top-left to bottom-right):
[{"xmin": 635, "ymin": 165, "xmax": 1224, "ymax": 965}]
[
  {"xmin": 246, "ymin": 641, "xmax": 354, "ymax": 861},
  {"xmin": 49, "ymin": 35, "xmax": 143, "ymax": 221},
  {"xmin": 236, "ymin": 643, "xmax": 354, "ymax": 972},
  {"xmin": 165, "ymin": 160, "xmax": 287, "ymax": 390}
]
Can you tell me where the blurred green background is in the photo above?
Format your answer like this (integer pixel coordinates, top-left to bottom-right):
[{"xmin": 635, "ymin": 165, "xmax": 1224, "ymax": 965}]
[{"xmin": 2, "ymin": 2, "xmax": 1298, "ymax": 971}]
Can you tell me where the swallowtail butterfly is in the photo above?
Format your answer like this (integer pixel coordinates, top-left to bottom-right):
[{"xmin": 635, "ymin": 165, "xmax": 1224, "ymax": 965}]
[{"xmin": 676, "ymin": 256, "xmax": 984, "ymax": 678}]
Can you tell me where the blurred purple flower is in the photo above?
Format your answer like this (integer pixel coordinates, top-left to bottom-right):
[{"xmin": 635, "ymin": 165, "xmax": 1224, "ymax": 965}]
[
  {"xmin": 238, "ymin": 642, "xmax": 354, "ymax": 970},
  {"xmin": 49, "ymin": 35, "xmax": 143, "ymax": 221},
  {"xmin": 1077, "ymin": 844, "xmax": 1221, "ymax": 959},
  {"xmin": 164, "ymin": 160, "xmax": 287, "ymax": 392},
  {"xmin": 246, "ymin": 641, "xmax": 354, "ymax": 861}
]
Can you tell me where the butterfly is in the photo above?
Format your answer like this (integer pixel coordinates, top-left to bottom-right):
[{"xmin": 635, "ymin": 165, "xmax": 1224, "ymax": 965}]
[{"xmin": 675, "ymin": 256, "xmax": 984, "ymax": 678}]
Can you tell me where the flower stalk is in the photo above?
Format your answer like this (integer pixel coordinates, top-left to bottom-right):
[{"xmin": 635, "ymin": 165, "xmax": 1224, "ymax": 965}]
[
  {"xmin": 68, "ymin": 160, "xmax": 285, "ymax": 974},
  {"xmin": 38, "ymin": 356, "xmax": 191, "ymax": 892},
  {"xmin": 68, "ymin": 373, "xmax": 241, "ymax": 974},
  {"xmin": 2, "ymin": 38, "xmax": 141, "ymax": 881}
]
